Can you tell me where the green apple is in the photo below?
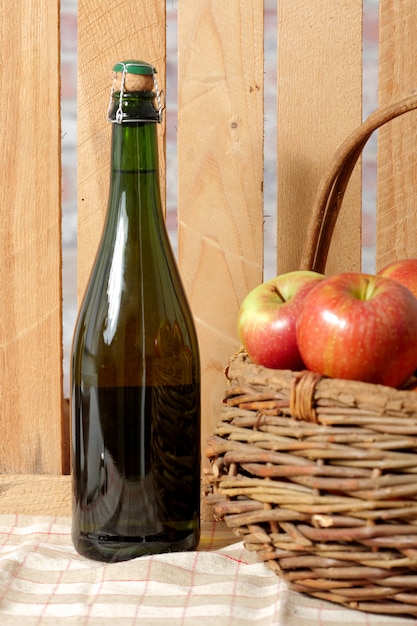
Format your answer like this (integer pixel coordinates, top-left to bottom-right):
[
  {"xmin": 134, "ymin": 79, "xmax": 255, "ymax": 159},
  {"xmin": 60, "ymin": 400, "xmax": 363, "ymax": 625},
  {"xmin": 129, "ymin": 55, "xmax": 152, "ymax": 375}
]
[{"xmin": 238, "ymin": 270, "xmax": 324, "ymax": 370}]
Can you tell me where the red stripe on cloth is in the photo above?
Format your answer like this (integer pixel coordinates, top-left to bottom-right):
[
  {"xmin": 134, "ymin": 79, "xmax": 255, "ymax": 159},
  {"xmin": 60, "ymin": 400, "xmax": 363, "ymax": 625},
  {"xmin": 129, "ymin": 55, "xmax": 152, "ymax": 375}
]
[
  {"xmin": 83, "ymin": 559, "xmax": 109, "ymax": 625},
  {"xmin": 226, "ymin": 545, "xmax": 242, "ymax": 626},
  {"xmin": 179, "ymin": 550, "xmax": 199, "ymax": 626},
  {"xmin": 132, "ymin": 554, "xmax": 154, "ymax": 622}
]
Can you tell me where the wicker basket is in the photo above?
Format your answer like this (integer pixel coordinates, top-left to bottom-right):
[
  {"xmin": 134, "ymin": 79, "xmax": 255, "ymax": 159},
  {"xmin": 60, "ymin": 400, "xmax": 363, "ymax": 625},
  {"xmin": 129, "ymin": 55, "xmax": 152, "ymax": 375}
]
[{"xmin": 205, "ymin": 92, "xmax": 417, "ymax": 618}]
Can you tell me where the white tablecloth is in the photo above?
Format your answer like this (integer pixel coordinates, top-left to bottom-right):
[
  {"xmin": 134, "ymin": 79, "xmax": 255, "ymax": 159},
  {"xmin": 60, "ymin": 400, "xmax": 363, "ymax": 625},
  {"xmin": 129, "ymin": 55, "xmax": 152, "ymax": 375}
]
[{"xmin": 0, "ymin": 514, "xmax": 414, "ymax": 625}]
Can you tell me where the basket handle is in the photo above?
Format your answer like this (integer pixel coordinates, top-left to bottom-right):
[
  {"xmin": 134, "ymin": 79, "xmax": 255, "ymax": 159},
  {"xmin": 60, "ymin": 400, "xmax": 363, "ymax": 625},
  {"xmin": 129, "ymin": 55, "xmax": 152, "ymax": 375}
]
[{"xmin": 300, "ymin": 91, "xmax": 417, "ymax": 274}]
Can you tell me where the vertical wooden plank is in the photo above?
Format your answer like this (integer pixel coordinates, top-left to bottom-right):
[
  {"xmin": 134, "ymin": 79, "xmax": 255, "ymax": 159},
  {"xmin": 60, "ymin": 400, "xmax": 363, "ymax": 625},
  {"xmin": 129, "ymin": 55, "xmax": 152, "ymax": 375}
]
[
  {"xmin": 78, "ymin": 0, "xmax": 166, "ymax": 298},
  {"xmin": 377, "ymin": 0, "xmax": 417, "ymax": 269},
  {"xmin": 0, "ymin": 3, "xmax": 63, "ymax": 473},
  {"xmin": 277, "ymin": 0, "xmax": 363, "ymax": 276},
  {"xmin": 177, "ymin": 1, "xmax": 264, "ymax": 468}
]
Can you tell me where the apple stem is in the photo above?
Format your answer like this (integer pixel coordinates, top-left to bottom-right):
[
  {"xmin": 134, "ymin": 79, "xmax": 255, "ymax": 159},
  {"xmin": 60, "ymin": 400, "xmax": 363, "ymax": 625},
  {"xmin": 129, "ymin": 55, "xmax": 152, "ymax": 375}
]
[
  {"xmin": 271, "ymin": 285, "xmax": 286, "ymax": 303},
  {"xmin": 363, "ymin": 277, "xmax": 376, "ymax": 300}
]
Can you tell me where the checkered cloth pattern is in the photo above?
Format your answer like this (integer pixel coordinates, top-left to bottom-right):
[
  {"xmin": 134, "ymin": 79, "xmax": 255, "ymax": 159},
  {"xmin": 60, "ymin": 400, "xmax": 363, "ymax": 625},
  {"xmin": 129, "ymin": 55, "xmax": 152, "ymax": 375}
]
[{"xmin": 0, "ymin": 515, "xmax": 414, "ymax": 625}]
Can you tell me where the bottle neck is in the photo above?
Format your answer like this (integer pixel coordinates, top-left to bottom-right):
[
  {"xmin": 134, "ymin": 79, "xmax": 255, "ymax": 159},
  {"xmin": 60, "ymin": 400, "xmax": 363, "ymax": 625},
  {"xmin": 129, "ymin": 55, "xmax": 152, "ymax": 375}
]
[
  {"xmin": 111, "ymin": 120, "xmax": 159, "ymax": 174},
  {"xmin": 108, "ymin": 90, "xmax": 160, "ymax": 124},
  {"xmin": 108, "ymin": 90, "xmax": 161, "ymax": 179},
  {"xmin": 105, "ymin": 96, "xmax": 165, "ymax": 237}
]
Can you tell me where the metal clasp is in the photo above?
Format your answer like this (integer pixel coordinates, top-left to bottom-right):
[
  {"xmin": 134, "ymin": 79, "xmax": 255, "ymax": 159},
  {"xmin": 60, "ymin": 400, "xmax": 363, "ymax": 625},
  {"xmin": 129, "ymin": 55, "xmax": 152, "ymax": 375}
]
[
  {"xmin": 152, "ymin": 71, "xmax": 165, "ymax": 123},
  {"xmin": 107, "ymin": 63, "xmax": 165, "ymax": 124}
]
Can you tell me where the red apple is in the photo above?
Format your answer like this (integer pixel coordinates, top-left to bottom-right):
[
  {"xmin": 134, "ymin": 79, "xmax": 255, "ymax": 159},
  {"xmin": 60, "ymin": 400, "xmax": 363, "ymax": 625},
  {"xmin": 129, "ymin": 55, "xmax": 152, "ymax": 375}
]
[
  {"xmin": 378, "ymin": 258, "xmax": 417, "ymax": 299},
  {"xmin": 237, "ymin": 270, "xmax": 324, "ymax": 370},
  {"xmin": 296, "ymin": 272, "xmax": 417, "ymax": 387}
]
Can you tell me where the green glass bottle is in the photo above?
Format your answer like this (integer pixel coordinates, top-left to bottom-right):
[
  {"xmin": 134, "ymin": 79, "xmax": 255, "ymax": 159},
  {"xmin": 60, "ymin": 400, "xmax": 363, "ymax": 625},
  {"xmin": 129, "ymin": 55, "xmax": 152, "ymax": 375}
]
[{"xmin": 71, "ymin": 61, "xmax": 201, "ymax": 562}]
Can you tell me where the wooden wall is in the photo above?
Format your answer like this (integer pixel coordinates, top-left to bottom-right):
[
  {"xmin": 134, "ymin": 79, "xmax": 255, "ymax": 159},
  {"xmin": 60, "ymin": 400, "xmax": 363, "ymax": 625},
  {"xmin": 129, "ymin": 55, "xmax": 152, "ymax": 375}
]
[
  {"xmin": 0, "ymin": 2, "xmax": 62, "ymax": 473},
  {"xmin": 1, "ymin": 1, "xmax": 417, "ymax": 477},
  {"xmin": 377, "ymin": 0, "xmax": 417, "ymax": 267}
]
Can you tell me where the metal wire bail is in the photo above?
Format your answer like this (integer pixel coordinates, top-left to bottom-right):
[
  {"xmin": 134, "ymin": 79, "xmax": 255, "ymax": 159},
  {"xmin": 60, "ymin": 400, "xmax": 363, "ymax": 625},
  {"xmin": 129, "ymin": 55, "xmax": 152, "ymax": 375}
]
[
  {"xmin": 107, "ymin": 63, "xmax": 164, "ymax": 124},
  {"xmin": 153, "ymin": 71, "xmax": 165, "ymax": 123},
  {"xmin": 115, "ymin": 67, "xmax": 127, "ymax": 124}
]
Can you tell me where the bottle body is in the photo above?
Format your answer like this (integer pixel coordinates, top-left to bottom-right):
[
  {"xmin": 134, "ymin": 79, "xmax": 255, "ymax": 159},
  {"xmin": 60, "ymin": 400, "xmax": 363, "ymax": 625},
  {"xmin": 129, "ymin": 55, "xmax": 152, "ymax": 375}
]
[{"xmin": 71, "ymin": 83, "xmax": 200, "ymax": 562}]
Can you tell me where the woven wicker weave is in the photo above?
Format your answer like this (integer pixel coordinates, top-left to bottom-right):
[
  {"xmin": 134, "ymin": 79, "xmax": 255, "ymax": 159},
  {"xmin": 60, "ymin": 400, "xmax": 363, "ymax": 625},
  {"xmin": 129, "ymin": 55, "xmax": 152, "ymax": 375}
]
[{"xmin": 206, "ymin": 92, "xmax": 417, "ymax": 618}]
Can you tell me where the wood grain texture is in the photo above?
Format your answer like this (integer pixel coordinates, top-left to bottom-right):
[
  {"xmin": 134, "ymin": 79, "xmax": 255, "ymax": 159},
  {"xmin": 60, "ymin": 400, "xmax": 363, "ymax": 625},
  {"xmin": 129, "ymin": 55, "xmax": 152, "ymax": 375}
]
[
  {"xmin": 0, "ymin": 3, "xmax": 63, "ymax": 473},
  {"xmin": 0, "ymin": 475, "xmax": 72, "ymax": 516},
  {"xmin": 177, "ymin": 1, "xmax": 264, "ymax": 467},
  {"xmin": 377, "ymin": 0, "xmax": 417, "ymax": 269},
  {"xmin": 78, "ymin": 0, "xmax": 166, "ymax": 299},
  {"xmin": 277, "ymin": 0, "xmax": 363, "ymax": 276}
]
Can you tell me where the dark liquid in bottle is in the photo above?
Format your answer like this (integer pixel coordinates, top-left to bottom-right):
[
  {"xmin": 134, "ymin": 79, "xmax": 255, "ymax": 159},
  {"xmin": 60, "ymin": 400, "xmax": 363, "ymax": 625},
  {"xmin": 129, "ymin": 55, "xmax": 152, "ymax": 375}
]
[{"xmin": 72, "ymin": 383, "xmax": 200, "ymax": 562}]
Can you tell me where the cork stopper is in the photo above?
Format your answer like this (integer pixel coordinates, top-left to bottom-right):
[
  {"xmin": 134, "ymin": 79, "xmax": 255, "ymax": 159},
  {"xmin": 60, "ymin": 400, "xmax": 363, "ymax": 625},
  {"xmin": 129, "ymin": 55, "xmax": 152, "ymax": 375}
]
[
  {"xmin": 108, "ymin": 60, "xmax": 163, "ymax": 123},
  {"xmin": 113, "ymin": 72, "xmax": 154, "ymax": 92},
  {"xmin": 112, "ymin": 60, "xmax": 156, "ymax": 93}
]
